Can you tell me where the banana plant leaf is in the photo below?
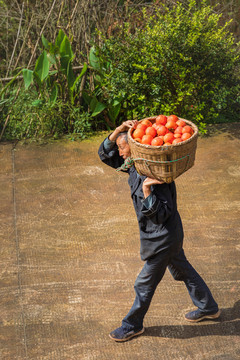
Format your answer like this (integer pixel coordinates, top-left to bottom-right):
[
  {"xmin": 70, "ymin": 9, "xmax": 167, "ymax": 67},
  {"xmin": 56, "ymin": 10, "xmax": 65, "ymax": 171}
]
[
  {"xmin": 22, "ymin": 69, "xmax": 33, "ymax": 90},
  {"xmin": 89, "ymin": 46, "xmax": 101, "ymax": 71},
  {"xmin": 60, "ymin": 36, "xmax": 74, "ymax": 60},
  {"xmin": 90, "ymin": 97, "xmax": 106, "ymax": 117},
  {"xmin": 70, "ymin": 63, "xmax": 88, "ymax": 93},
  {"xmin": 55, "ymin": 29, "xmax": 65, "ymax": 49},
  {"xmin": 41, "ymin": 34, "xmax": 50, "ymax": 50},
  {"xmin": 49, "ymin": 83, "xmax": 58, "ymax": 104},
  {"xmin": 108, "ymin": 101, "xmax": 121, "ymax": 123},
  {"xmin": 35, "ymin": 50, "xmax": 50, "ymax": 83},
  {"xmin": 82, "ymin": 91, "xmax": 92, "ymax": 105}
]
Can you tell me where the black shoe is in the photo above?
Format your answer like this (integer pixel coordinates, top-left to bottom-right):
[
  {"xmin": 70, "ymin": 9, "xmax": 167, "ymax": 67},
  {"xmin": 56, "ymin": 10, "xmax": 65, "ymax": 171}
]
[
  {"xmin": 109, "ymin": 326, "xmax": 145, "ymax": 342},
  {"xmin": 185, "ymin": 309, "xmax": 221, "ymax": 322}
]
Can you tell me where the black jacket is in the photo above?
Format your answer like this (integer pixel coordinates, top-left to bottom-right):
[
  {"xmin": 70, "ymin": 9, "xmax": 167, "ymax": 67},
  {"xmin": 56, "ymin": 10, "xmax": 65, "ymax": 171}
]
[{"xmin": 98, "ymin": 138, "xmax": 183, "ymax": 260}]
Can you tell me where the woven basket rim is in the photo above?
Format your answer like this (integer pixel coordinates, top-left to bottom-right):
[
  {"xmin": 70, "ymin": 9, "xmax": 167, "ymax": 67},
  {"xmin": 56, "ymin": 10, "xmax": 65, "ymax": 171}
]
[{"xmin": 128, "ymin": 116, "xmax": 198, "ymax": 150}]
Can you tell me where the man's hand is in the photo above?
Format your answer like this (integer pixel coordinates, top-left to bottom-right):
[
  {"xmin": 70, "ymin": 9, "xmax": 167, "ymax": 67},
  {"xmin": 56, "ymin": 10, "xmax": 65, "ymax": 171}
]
[
  {"xmin": 142, "ymin": 177, "xmax": 165, "ymax": 199},
  {"xmin": 117, "ymin": 120, "xmax": 138, "ymax": 132},
  {"xmin": 109, "ymin": 120, "xmax": 138, "ymax": 142}
]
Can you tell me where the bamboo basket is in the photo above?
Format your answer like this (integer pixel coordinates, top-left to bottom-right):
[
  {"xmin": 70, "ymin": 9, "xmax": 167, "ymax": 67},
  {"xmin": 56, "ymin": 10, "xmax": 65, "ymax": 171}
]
[{"xmin": 128, "ymin": 116, "xmax": 198, "ymax": 183}]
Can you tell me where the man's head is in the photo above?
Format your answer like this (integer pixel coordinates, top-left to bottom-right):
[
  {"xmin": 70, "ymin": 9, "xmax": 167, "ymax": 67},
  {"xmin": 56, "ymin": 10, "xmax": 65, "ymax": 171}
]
[{"xmin": 116, "ymin": 132, "xmax": 131, "ymax": 160}]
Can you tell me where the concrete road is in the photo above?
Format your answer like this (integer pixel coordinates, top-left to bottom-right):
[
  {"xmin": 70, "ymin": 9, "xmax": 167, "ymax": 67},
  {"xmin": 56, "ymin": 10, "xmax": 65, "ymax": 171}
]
[{"xmin": 0, "ymin": 124, "xmax": 239, "ymax": 360}]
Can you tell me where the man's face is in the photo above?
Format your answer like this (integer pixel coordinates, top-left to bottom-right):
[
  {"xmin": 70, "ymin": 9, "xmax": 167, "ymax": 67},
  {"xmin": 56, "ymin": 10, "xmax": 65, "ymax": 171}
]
[{"xmin": 116, "ymin": 136, "xmax": 131, "ymax": 160}]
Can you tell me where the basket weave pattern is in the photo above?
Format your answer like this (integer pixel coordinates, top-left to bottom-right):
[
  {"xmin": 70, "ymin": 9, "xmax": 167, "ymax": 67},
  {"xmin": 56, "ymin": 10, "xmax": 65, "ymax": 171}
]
[{"xmin": 128, "ymin": 117, "xmax": 198, "ymax": 183}]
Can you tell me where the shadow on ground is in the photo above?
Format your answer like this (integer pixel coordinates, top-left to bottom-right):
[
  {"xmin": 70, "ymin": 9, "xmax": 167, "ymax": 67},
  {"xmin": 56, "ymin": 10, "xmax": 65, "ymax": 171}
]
[
  {"xmin": 145, "ymin": 300, "xmax": 240, "ymax": 339},
  {"xmin": 205, "ymin": 122, "xmax": 240, "ymax": 140}
]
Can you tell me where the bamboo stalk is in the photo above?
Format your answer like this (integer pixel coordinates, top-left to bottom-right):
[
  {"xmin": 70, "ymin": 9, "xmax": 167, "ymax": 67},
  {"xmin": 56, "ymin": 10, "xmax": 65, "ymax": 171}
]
[
  {"xmin": 0, "ymin": 0, "xmax": 57, "ymax": 141},
  {"xmin": 0, "ymin": 66, "xmax": 88, "ymax": 82},
  {"xmin": 79, "ymin": 73, "xmax": 87, "ymax": 105},
  {"xmin": 13, "ymin": 0, "xmax": 21, "ymax": 13},
  {"xmin": 6, "ymin": 8, "xmax": 9, "ymax": 65},
  {"xmin": 0, "ymin": 114, "xmax": 10, "ymax": 141},
  {"xmin": 27, "ymin": 0, "xmax": 58, "ymax": 68},
  {"xmin": 6, "ymin": 2, "xmax": 25, "ymax": 78},
  {"xmin": 66, "ymin": 0, "xmax": 80, "ymax": 30},
  {"xmin": 56, "ymin": 0, "xmax": 65, "ymax": 28},
  {"xmin": 14, "ymin": 13, "xmax": 33, "ymax": 70}
]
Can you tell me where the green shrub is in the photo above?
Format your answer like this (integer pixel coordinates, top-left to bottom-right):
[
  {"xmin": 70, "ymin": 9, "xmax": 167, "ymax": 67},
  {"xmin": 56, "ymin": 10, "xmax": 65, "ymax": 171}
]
[
  {"xmin": 98, "ymin": 0, "xmax": 240, "ymax": 132},
  {"xmin": 0, "ymin": 30, "xmax": 93, "ymax": 141},
  {"xmin": 1, "ymin": 2, "xmax": 239, "ymax": 140},
  {"xmin": 1, "ymin": 88, "xmax": 93, "ymax": 140}
]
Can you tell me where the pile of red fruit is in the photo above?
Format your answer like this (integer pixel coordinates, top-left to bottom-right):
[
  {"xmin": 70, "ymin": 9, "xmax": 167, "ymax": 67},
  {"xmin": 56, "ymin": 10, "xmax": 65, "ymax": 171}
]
[{"xmin": 132, "ymin": 115, "xmax": 194, "ymax": 146}]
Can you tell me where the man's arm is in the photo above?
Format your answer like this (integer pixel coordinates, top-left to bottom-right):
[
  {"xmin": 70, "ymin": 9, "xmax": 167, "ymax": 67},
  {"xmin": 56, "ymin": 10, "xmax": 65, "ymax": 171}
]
[
  {"xmin": 142, "ymin": 177, "xmax": 165, "ymax": 199},
  {"xmin": 141, "ymin": 178, "xmax": 173, "ymax": 224},
  {"xmin": 108, "ymin": 120, "xmax": 138, "ymax": 142},
  {"xmin": 98, "ymin": 120, "xmax": 137, "ymax": 169}
]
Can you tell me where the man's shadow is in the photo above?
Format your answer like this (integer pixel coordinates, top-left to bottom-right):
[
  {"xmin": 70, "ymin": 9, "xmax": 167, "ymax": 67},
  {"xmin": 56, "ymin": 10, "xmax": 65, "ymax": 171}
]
[{"xmin": 145, "ymin": 300, "xmax": 240, "ymax": 339}]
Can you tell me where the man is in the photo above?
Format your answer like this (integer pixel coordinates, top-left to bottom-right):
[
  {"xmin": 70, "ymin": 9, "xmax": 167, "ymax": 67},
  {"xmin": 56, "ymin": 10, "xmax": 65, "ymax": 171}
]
[{"xmin": 98, "ymin": 120, "xmax": 220, "ymax": 342}]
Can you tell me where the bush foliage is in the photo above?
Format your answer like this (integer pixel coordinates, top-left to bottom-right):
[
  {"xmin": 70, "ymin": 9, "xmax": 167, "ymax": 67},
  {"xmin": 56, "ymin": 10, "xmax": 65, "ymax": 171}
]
[
  {"xmin": 1, "ymin": 0, "xmax": 239, "ymax": 140},
  {"xmin": 98, "ymin": 0, "xmax": 240, "ymax": 132}
]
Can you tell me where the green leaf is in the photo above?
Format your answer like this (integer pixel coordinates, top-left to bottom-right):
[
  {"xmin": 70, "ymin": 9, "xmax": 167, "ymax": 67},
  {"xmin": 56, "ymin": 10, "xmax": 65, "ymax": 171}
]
[
  {"xmin": 92, "ymin": 102, "xmax": 106, "ymax": 117},
  {"xmin": 0, "ymin": 98, "xmax": 11, "ymax": 106},
  {"xmin": 22, "ymin": 69, "xmax": 33, "ymax": 89},
  {"xmin": 90, "ymin": 97, "xmax": 98, "ymax": 111},
  {"xmin": 66, "ymin": 60, "xmax": 75, "ymax": 88},
  {"xmin": 41, "ymin": 34, "xmax": 49, "ymax": 49},
  {"xmin": 112, "ymin": 99, "xmax": 121, "ymax": 106},
  {"xmin": 60, "ymin": 55, "xmax": 69, "ymax": 73},
  {"xmin": 70, "ymin": 63, "xmax": 88, "ymax": 92},
  {"xmin": 33, "ymin": 71, "xmax": 41, "ymax": 87},
  {"xmin": 89, "ymin": 46, "xmax": 101, "ymax": 71},
  {"xmin": 59, "ymin": 54, "xmax": 75, "ymax": 92},
  {"xmin": 49, "ymin": 70, "xmax": 58, "ymax": 75},
  {"xmin": 55, "ymin": 29, "xmax": 65, "ymax": 49},
  {"xmin": 82, "ymin": 91, "xmax": 92, "ymax": 105},
  {"xmin": 49, "ymin": 83, "xmax": 58, "ymax": 104},
  {"xmin": 31, "ymin": 99, "xmax": 43, "ymax": 107},
  {"xmin": 49, "ymin": 42, "xmax": 57, "ymax": 56},
  {"xmin": 0, "ymin": 70, "xmax": 22, "ymax": 97},
  {"xmin": 108, "ymin": 102, "xmax": 121, "ymax": 122},
  {"xmin": 90, "ymin": 97, "xmax": 106, "ymax": 116},
  {"xmin": 60, "ymin": 36, "xmax": 73, "ymax": 59},
  {"xmin": 47, "ymin": 53, "xmax": 57, "ymax": 65},
  {"xmin": 34, "ymin": 50, "xmax": 50, "ymax": 82},
  {"xmin": 95, "ymin": 74, "xmax": 103, "ymax": 83}
]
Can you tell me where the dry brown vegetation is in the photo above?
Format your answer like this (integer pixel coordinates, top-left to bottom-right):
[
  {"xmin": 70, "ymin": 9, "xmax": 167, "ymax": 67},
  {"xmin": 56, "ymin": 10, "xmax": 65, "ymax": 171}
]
[{"xmin": 1, "ymin": 0, "xmax": 240, "ymax": 80}]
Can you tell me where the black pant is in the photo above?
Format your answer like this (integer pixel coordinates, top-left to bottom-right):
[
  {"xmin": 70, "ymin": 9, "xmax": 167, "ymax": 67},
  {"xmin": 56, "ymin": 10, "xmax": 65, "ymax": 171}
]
[{"xmin": 122, "ymin": 248, "xmax": 218, "ymax": 331}]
